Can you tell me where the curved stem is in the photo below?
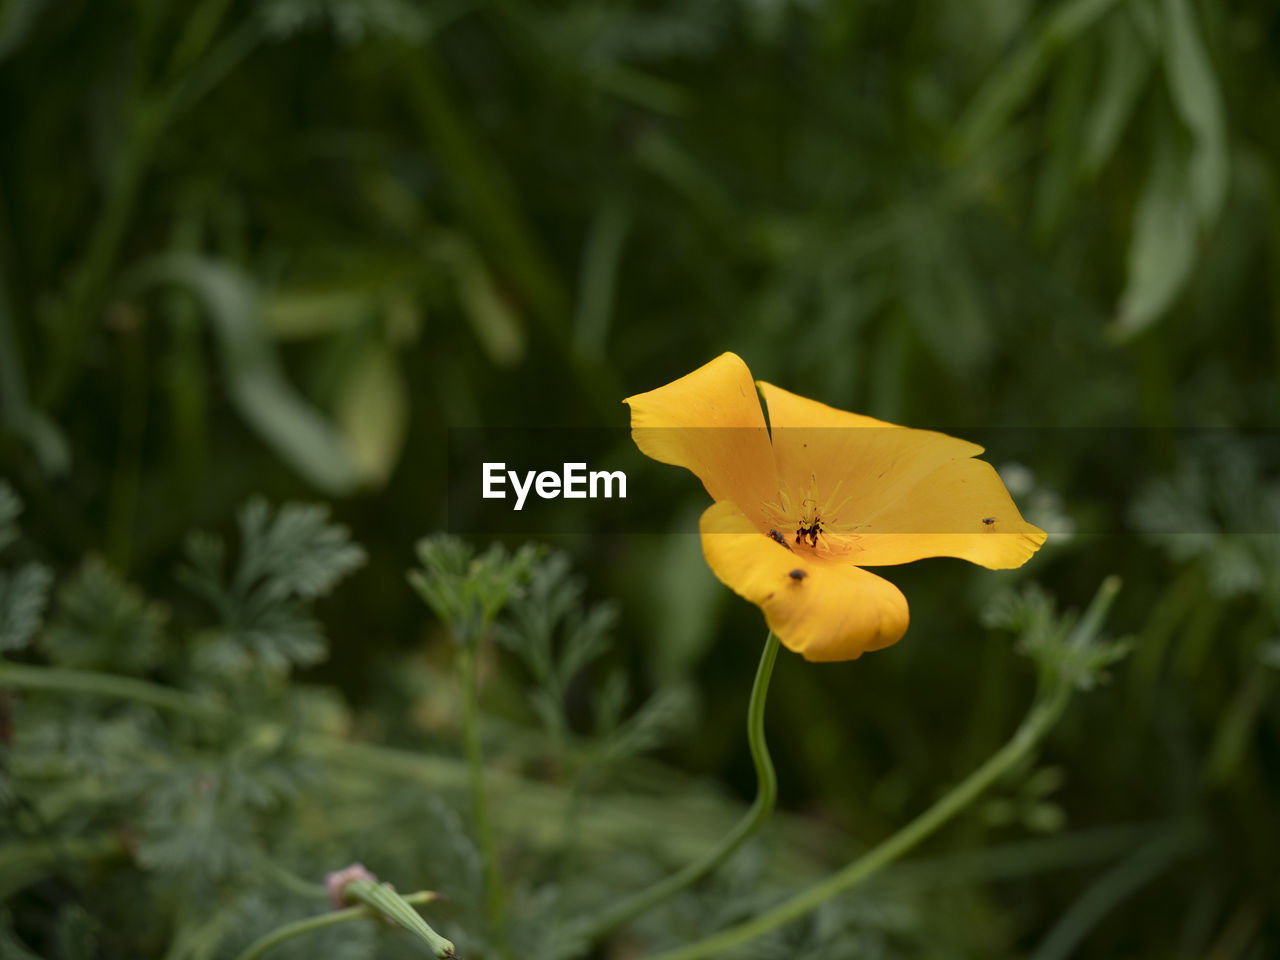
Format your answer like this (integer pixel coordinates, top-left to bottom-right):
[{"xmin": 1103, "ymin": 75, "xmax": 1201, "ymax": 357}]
[
  {"xmin": 458, "ymin": 644, "xmax": 508, "ymax": 955},
  {"xmin": 255, "ymin": 856, "xmax": 329, "ymax": 899},
  {"xmin": 646, "ymin": 681, "xmax": 1072, "ymax": 960},
  {"xmin": 232, "ymin": 890, "xmax": 442, "ymax": 960},
  {"xmin": 577, "ymin": 631, "xmax": 780, "ymax": 947}
]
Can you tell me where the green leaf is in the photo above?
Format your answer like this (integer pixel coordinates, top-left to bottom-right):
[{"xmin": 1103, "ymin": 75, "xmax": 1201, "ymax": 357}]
[
  {"xmin": 258, "ymin": 0, "xmax": 433, "ymax": 43},
  {"xmin": 178, "ymin": 530, "xmax": 230, "ymax": 614},
  {"xmin": 634, "ymin": 129, "xmax": 731, "ymax": 221},
  {"xmin": 0, "ymin": 562, "xmax": 52, "ymax": 652},
  {"xmin": 410, "ymin": 536, "xmax": 540, "ymax": 644},
  {"xmin": 952, "ymin": 0, "xmax": 1124, "ymax": 157},
  {"xmin": 590, "ymin": 65, "xmax": 690, "ymax": 116},
  {"xmin": 0, "ymin": 0, "xmax": 52, "ymax": 63},
  {"xmin": 126, "ymin": 254, "xmax": 361, "ymax": 495},
  {"xmin": 895, "ymin": 207, "xmax": 992, "ymax": 375},
  {"xmin": 573, "ymin": 194, "xmax": 631, "ymax": 358},
  {"xmin": 53, "ymin": 904, "xmax": 98, "ymax": 960},
  {"xmin": 180, "ymin": 499, "xmax": 365, "ymax": 677},
  {"xmin": 596, "ymin": 684, "xmax": 694, "ymax": 763},
  {"xmin": 952, "ymin": 40, "xmax": 1046, "ymax": 159},
  {"xmin": 408, "ymin": 536, "xmax": 476, "ymax": 632},
  {"xmin": 986, "ymin": 578, "xmax": 1129, "ymax": 693},
  {"xmin": 1162, "ymin": 0, "xmax": 1227, "ymax": 223},
  {"xmin": 1033, "ymin": 42, "xmax": 1095, "ymax": 238},
  {"xmin": 1081, "ymin": 12, "xmax": 1153, "ymax": 176},
  {"xmin": 335, "ymin": 341, "xmax": 408, "ymax": 486},
  {"xmin": 41, "ymin": 558, "xmax": 168, "ymax": 673},
  {"xmin": 196, "ymin": 615, "xmax": 328, "ymax": 676},
  {"xmin": 591, "ymin": 668, "xmax": 629, "ymax": 736},
  {"xmin": 1023, "ymin": 801, "xmax": 1067, "ymax": 833},
  {"xmin": 0, "ymin": 479, "xmax": 44, "ymax": 652},
  {"xmin": 494, "ymin": 550, "xmax": 618, "ymax": 733},
  {"xmin": 260, "ymin": 288, "xmax": 378, "ymax": 340},
  {"xmin": 1129, "ymin": 439, "xmax": 1280, "ymax": 601},
  {"xmin": 235, "ymin": 499, "xmax": 366, "ymax": 601},
  {"xmin": 435, "ymin": 235, "xmax": 526, "ymax": 368},
  {"xmin": 133, "ymin": 753, "xmax": 301, "ymax": 882},
  {"xmin": 1111, "ymin": 137, "xmax": 1198, "ymax": 339}
]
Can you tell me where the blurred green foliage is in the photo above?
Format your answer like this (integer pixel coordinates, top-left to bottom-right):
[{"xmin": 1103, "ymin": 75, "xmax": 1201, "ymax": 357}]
[{"xmin": 1, "ymin": 0, "xmax": 1279, "ymax": 956}]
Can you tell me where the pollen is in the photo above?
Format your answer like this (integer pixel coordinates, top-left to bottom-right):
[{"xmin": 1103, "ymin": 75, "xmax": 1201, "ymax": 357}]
[{"xmin": 764, "ymin": 473, "xmax": 858, "ymax": 558}]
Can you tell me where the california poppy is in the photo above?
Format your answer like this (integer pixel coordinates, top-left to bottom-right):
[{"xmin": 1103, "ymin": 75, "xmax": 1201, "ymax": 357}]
[{"xmin": 625, "ymin": 353, "xmax": 1046, "ymax": 661}]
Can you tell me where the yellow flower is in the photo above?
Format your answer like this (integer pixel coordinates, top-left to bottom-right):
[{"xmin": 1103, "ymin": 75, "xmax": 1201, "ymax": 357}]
[{"xmin": 624, "ymin": 353, "xmax": 1046, "ymax": 662}]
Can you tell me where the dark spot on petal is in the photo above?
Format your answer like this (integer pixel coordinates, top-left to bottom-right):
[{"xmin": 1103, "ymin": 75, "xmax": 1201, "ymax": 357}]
[{"xmin": 789, "ymin": 569, "xmax": 807, "ymax": 581}]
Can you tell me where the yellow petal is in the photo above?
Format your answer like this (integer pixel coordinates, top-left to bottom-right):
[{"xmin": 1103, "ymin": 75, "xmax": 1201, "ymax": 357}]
[
  {"xmin": 756, "ymin": 381, "xmax": 1044, "ymax": 570},
  {"xmin": 756, "ymin": 381, "xmax": 983, "ymax": 523},
  {"xmin": 845, "ymin": 458, "xmax": 1047, "ymax": 569},
  {"xmin": 625, "ymin": 353, "xmax": 778, "ymax": 527},
  {"xmin": 698, "ymin": 500, "xmax": 909, "ymax": 661}
]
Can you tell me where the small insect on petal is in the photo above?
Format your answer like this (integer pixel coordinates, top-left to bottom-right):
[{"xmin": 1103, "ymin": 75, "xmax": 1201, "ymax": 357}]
[
  {"xmin": 767, "ymin": 529, "xmax": 793, "ymax": 551},
  {"xmin": 789, "ymin": 569, "xmax": 807, "ymax": 581},
  {"xmin": 982, "ymin": 517, "xmax": 996, "ymax": 527}
]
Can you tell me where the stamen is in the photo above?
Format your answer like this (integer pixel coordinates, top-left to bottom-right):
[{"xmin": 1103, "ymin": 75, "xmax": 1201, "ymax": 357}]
[{"xmin": 761, "ymin": 472, "xmax": 865, "ymax": 560}]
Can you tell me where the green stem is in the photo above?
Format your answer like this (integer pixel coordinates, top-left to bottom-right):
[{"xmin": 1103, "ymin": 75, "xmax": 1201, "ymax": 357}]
[
  {"xmin": 646, "ymin": 680, "xmax": 1073, "ymax": 960},
  {"xmin": 233, "ymin": 890, "xmax": 444, "ymax": 960},
  {"xmin": 458, "ymin": 644, "xmax": 507, "ymax": 954},
  {"xmin": 577, "ymin": 632, "xmax": 779, "ymax": 947},
  {"xmin": 0, "ymin": 662, "xmax": 219, "ymax": 719},
  {"xmin": 256, "ymin": 856, "xmax": 329, "ymax": 899}
]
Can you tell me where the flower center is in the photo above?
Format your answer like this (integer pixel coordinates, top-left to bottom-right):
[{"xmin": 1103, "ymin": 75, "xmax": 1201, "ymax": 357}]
[{"xmin": 763, "ymin": 474, "xmax": 860, "ymax": 559}]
